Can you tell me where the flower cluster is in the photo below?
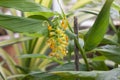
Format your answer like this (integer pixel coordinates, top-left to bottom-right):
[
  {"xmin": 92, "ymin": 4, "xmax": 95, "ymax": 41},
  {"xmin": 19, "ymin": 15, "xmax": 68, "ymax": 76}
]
[{"xmin": 47, "ymin": 18, "xmax": 68, "ymax": 58}]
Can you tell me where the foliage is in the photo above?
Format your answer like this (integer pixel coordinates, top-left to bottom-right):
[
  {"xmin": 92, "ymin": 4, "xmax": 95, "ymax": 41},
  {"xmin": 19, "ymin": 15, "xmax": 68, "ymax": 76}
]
[{"xmin": 0, "ymin": 0, "xmax": 120, "ymax": 80}]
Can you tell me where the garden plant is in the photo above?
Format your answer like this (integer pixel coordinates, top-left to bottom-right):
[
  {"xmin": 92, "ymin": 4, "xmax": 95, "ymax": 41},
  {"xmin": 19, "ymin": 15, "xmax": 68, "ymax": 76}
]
[{"xmin": 0, "ymin": 0, "xmax": 120, "ymax": 80}]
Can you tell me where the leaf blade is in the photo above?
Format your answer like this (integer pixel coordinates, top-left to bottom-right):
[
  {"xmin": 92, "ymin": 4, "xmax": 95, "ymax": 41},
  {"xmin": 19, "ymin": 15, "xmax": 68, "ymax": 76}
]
[
  {"xmin": 0, "ymin": 14, "xmax": 48, "ymax": 34},
  {"xmin": 84, "ymin": 0, "xmax": 114, "ymax": 51},
  {"xmin": 0, "ymin": 0, "xmax": 54, "ymax": 17}
]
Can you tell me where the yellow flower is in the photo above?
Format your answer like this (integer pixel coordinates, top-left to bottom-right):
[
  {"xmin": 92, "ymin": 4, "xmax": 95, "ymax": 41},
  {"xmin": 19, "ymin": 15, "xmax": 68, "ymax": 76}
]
[
  {"xmin": 49, "ymin": 32, "xmax": 55, "ymax": 37},
  {"xmin": 47, "ymin": 18, "xmax": 69, "ymax": 59},
  {"xmin": 61, "ymin": 18, "xmax": 68, "ymax": 30},
  {"xmin": 48, "ymin": 25, "xmax": 52, "ymax": 31},
  {"xmin": 56, "ymin": 29, "xmax": 63, "ymax": 34},
  {"xmin": 49, "ymin": 52, "xmax": 55, "ymax": 56}
]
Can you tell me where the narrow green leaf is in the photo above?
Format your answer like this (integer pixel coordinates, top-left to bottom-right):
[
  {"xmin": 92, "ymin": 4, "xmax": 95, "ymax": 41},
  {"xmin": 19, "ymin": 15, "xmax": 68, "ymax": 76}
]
[
  {"xmin": 92, "ymin": 56, "xmax": 107, "ymax": 61},
  {"xmin": 112, "ymin": 2, "xmax": 120, "ymax": 11},
  {"xmin": 20, "ymin": 54, "xmax": 63, "ymax": 64},
  {"xmin": 24, "ymin": 72, "xmax": 65, "ymax": 80},
  {"xmin": 71, "ymin": 0, "xmax": 92, "ymax": 10},
  {"xmin": 0, "ymin": 14, "xmax": 48, "ymax": 34},
  {"xmin": 0, "ymin": 48, "xmax": 19, "ymax": 74},
  {"xmin": 0, "ymin": 65, "xmax": 7, "ymax": 80},
  {"xmin": 0, "ymin": 37, "xmax": 32, "ymax": 47},
  {"xmin": 40, "ymin": 0, "xmax": 52, "ymax": 8},
  {"xmin": 20, "ymin": 54, "xmax": 48, "ymax": 58},
  {"xmin": 7, "ymin": 74, "xmax": 25, "ymax": 80},
  {"xmin": 84, "ymin": 0, "xmax": 114, "ymax": 51}
]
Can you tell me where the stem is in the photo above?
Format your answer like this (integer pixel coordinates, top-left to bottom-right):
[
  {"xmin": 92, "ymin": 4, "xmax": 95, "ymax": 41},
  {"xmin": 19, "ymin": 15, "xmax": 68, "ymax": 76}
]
[
  {"xmin": 57, "ymin": 0, "xmax": 66, "ymax": 17},
  {"xmin": 74, "ymin": 17, "xmax": 90, "ymax": 71},
  {"xmin": 74, "ymin": 16, "xmax": 80, "ymax": 71}
]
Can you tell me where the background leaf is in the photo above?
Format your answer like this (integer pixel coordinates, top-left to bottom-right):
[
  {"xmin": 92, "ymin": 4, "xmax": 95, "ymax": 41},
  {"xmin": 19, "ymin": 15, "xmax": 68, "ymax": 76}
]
[
  {"xmin": 0, "ymin": 0, "xmax": 52, "ymax": 12},
  {"xmin": 0, "ymin": 37, "xmax": 32, "ymax": 47},
  {"xmin": 71, "ymin": 0, "xmax": 92, "ymax": 10},
  {"xmin": 0, "ymin": 0, "xmax": 54, "ymax": 18},
  {"xmin": 95, "ymin": 45, "xmax": 120, "ymax": 64},
  {"xmin": 0, "ymin": 14, "xmax": 48, "ymax": 34},
  {"xmin": 20, "ymin": 54, "xmax": 63, "ymax": 64}
]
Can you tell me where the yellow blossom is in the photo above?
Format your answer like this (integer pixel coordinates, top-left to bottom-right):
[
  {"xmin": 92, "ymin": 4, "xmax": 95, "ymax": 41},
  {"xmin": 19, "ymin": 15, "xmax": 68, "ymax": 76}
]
[
  {"xmin": 48, "ymin": 25, "xmax": 52, "ymax": 31},
  {"xmin": 47, "ymin": 18, "xmax": 69, "ymax": 59},
  {"xmin": 61, "ymin": 18, "xmax": 68, "ymax": 30}
]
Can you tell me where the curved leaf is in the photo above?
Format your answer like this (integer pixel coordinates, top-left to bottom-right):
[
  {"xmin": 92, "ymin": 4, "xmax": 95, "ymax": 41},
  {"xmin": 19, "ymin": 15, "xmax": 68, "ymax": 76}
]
[{"xmin": 84, "ymin": 0, "xmax": 114, "ymax": 51}]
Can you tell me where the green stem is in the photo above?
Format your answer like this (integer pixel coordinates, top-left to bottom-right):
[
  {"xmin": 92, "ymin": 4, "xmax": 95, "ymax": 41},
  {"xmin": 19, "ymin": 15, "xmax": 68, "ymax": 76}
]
[
  {"xmin": 74, "ymin": 38, "xmax": 90, "ymax": 70},
  {"xmin": 57, "ymin": 0, "xmax": 66, "ymax": 18}
]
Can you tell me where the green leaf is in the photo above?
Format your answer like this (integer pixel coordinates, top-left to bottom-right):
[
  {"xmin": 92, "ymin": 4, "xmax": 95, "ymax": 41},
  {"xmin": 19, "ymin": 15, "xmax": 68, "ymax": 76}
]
[
  {"xmin": 24, "ymin": 72, "xmax": 65, "ymax": 80},
  {"xmin": 0, "ymin": 0, "xmax": 54, "ymax": 18},
  {"xmin": 91, "ymin": 61, "xmax": 109, "ymax": 71},
  {"xmin": 0, "ymin": 65, "xmax": 7, "ymax": 80},
  {"xmin": 50, "ymin": 62, "xmax": 87, "ymax": 71},
  {"xmin": 0, "ymin": 48, "xmax": 19, "ymax": 74},
  {"xmin": 95, "ymin": 45, "xmax": 120, "ymax": 64},
  {"xmin": 71, "ymin": 0, "xmax": 92, "ymax": 10},
  {"xmin": 40, "ymin": 0, "xmax": 52, "ymax": 8},
  {"xmin": 22, "ymin": 68, "xmax": 120, "ymax": 80},
  {"xmin": 92, "ymin": 56, "xmax": 107, "ymax": 61},
  {"xmin": 0, "ymin": 14, "xmax": 48, "ymax": 34},
  {"xmin": 20, "ymin": 54, "xmax": 63, "ymax": 64},
  {"xmin": 52, "ymin": 71, "xmax": 102, "ymax": 80},
  {"xmin": 52, "ymin": 68, "xmax": 120, "ymax": 80},
  {"xmin": 84, "ymin": 0, "xmax": 114, "ymax": 51},
  {"xmin": 96, "ymin": 68, "xmax": 120, "ymax": 80},
  {"xmin": 7, "ymin": 74, "xmax": 25, "ymax": 80},
  {"xmin": 112, "ymin": 2, "xmax": 120, "ymax": 11},
  {"xmin": 100, "ymin": 38, "xmax": 118, "ymax": 46},
  {"xmin": 0, "ymin": 37, "xmax": 32, "ymax": 47},
  {"xmin": 0, "ymin": 0, "xmax": 52, "ymax": 12}
]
